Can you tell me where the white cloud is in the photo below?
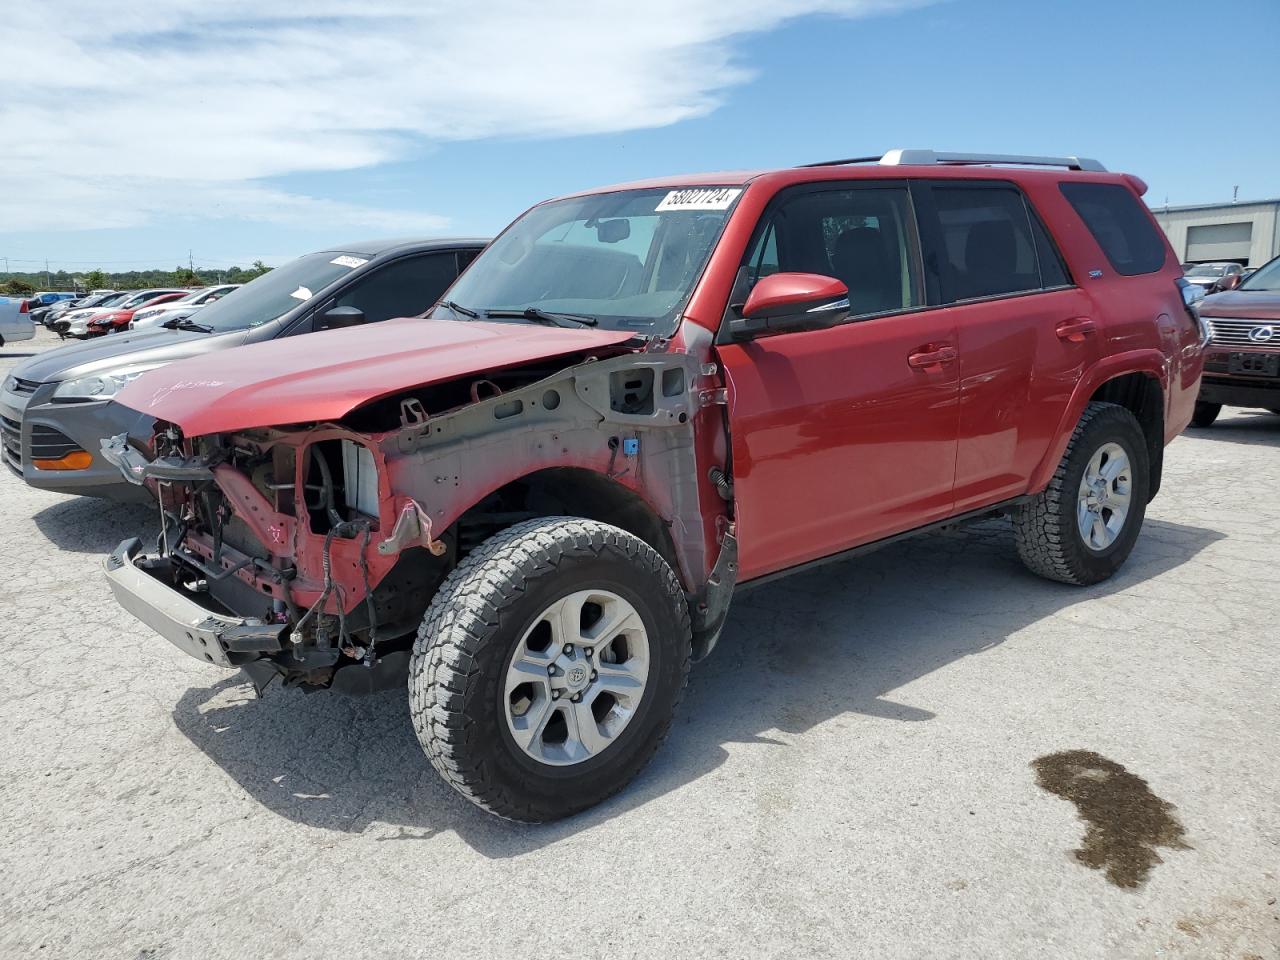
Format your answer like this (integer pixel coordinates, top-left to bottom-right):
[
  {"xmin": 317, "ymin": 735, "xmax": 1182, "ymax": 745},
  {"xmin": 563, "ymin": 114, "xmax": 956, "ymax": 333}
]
[{"xmin": 2, "ymin": 0, "xmax": 924, "ymax": 233}]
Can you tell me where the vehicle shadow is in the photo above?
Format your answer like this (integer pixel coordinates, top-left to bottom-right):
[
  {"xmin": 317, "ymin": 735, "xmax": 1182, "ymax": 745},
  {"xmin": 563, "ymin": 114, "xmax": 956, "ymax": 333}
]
[
  {"xmin": 32, "ymin": 497, "xmax": 156, "ymax": 553},
  {"xmin": 1185, "ymin": 409, "xmax": 1280, "ymax": 446},
  {"xmin": 170, "ymin": 515, "xmax": 1222, "ymax": 858}
]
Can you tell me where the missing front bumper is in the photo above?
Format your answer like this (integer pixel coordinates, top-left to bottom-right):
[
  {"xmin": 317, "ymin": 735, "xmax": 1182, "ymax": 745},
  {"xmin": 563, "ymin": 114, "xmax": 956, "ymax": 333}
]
[{"xmin": 104, "ymin": 538, "xmax": 285, "ymax": 668}]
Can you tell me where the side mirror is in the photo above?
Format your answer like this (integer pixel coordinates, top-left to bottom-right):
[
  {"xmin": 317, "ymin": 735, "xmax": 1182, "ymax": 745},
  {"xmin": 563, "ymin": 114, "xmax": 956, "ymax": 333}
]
[
  {"xmin": 1216, "ymin": 273, "xmax": 1242, "ymax": 292},
  {"xmin": 1177, "ymin": 277, "xmax": 1205, "ymax": 307},
  {"xmin": 317, "ymin": 305, "xmax": 367, "ymax": 331},
  {"xmin": 727, "ymin": 272, "xmax": 850, "ymax": 340}
]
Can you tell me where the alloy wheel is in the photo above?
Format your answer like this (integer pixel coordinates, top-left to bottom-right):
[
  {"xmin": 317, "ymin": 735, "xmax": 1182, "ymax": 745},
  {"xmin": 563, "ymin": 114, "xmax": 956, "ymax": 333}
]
[
  {"xmin": 504, "ymin": 589, "xmax": 650, "ymax": 766},
  {"xmin": 1076, "ymin": 441, "xmax": 1132, "ymax": 551}
]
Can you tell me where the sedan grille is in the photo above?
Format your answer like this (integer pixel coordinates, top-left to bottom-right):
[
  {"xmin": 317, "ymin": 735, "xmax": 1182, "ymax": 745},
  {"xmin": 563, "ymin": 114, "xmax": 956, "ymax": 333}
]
[
  {"xmin": 0, "ymin": 416, "xmax": 85, "ymax": 469},
  {"xmin": 1204, "ymin": 317, "xmax": 1280, "ymax": 348},
  {"xmin": 1, "ymin": 414, "xmax": 22, "ymax": 469},
  {"xmin": 29, "ymin": 425, "xmax": 83, "ymax": 462}
]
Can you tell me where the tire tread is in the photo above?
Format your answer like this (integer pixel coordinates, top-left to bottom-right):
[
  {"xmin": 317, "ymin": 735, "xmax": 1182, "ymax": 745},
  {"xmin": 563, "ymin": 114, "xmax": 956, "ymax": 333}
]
[
  {"xmin": 1012, "ymin": 401, "xmax": 1145, "ymax": 586},
  {"xmin": 408, "ymin": 517, "xmax": 690, "ymax": 821}
]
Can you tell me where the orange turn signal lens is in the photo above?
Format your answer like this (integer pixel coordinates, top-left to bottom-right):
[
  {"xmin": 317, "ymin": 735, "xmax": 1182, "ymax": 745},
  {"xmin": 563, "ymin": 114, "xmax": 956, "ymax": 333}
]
[{"xmin": 33, "ymin": 451, "xmax": 93, "ymax": 471}]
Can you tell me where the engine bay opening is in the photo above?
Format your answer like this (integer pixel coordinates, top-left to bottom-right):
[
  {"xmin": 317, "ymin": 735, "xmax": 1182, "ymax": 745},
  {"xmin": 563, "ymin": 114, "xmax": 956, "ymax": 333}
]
[{"xmin": 303, "ymin": 439, "xmax": 380, "ymax": 535}]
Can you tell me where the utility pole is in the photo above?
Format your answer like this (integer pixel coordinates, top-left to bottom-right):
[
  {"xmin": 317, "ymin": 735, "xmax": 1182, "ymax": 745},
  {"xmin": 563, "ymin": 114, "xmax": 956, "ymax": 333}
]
[
  {"xmin": 46, "ymin": 259, "xmax": 51, "ymax": 289},
  {"xmin": 1232, "ymin": 185, "xmax": 1239, "ymax": 203}
]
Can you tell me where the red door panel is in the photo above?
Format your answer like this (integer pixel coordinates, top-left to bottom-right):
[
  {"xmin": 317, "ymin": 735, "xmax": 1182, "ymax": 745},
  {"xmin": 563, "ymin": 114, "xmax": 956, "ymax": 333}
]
[
  {"xmin": 718, "ymin": 312, "xmax": 959, "ymax": 582},
  {"xmin": 950, "ymin": 288, "xmax": 1099, "ymax": 511}
]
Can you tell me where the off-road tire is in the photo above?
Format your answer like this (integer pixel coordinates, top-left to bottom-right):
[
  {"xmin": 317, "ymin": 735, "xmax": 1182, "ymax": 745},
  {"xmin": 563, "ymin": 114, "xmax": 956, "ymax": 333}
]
[
  {"xmin": 409, "ymin": 517, "xmax": 691, "ymax": 822},
  {"xmin": 1013, "ymin": 402, "xmax": 1149, "ymax": 586},
  {"xmin": 1190, "ymin": 401, "xmax": 1221, "ymax": 427}
]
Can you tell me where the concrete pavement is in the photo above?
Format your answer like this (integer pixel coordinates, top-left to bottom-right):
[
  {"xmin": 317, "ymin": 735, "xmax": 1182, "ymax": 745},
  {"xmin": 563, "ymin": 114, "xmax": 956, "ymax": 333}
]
[{"xmin": 2, "ymin": 327, "xmax": 1277, "ymax": 959}]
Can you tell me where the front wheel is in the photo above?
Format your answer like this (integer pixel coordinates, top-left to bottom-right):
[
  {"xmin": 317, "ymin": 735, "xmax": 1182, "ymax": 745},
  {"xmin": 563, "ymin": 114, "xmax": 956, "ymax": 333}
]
[
  {"xmin": 409, "ymin": 517, "xmax": 691, "ymax": 822},
  {"xmin": 1013, "ymin": 402, "xmax": 1149, "ymax": 586},
  {"xmin": 1190, "ymin": 401, "xmax": 1221, "ymax": 427}
]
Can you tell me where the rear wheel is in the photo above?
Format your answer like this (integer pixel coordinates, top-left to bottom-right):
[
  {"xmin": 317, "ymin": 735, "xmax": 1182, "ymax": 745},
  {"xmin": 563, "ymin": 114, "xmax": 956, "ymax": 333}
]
[
  {"xmin": 1013, "ymin": 402, "xmax": 1149, "ymax": 586},
  {"xmin": 1190, "ymin": 401, "xmax": 1221, "ymax": 427},
  {"xmin": 409, "ymin": 517, "xmax": 691, "ymax": 822}
]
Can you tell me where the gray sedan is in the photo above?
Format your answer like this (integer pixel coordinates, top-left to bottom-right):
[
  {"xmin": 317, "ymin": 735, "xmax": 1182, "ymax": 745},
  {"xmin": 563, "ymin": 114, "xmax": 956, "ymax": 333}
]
[{"xmin": 1, "ymin": 237, "xmax": 485, "ymax": 499}]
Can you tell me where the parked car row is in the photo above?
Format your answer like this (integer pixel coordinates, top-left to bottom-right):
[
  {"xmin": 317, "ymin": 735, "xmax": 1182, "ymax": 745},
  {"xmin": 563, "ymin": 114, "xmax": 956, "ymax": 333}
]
[
  {"xmin": 0, "ymin": 148, "xmax": 1248, "ymax": 824},
  {"xmin": 130, "ymin": 284, "xmax": 241, "ymax": 330},
  {"xmin": 43, "ymin": 290, "xmax": 119, "ymax": 327},
  {"xmin": 1181, "ymin": 260, "xmax": 1247, "ymax": 296},
  {"xmin": 54, "ymin": 288, "xmax": 189, "ymax": 338},
  {"xmin": 24, "ymin": 291, "xmax": 79, "ymax": 326}
]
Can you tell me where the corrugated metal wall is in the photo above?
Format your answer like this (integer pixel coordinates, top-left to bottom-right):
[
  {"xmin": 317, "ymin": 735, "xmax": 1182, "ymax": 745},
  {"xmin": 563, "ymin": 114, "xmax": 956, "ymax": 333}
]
[{"xmin": 1150, "ymin": 201, "xmax": 1280, "ymax": 265}]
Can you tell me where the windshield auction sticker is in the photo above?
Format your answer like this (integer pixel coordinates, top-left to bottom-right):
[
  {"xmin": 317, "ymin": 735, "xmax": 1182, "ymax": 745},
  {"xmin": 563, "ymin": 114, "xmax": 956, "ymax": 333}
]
[
  {"xmin": 330, "ymin": 255, "xmax": 369, "ymax": 269},
  {"xmin": 655, "ymin": 187, "xmax": 742, "ymax": 212}
]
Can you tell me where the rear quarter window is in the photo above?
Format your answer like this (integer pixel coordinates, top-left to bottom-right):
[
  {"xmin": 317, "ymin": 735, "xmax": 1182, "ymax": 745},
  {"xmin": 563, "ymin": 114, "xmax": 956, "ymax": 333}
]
[{"xmin": 1059, "ymin": 182, "xmax": 1167, "ymax": 276}]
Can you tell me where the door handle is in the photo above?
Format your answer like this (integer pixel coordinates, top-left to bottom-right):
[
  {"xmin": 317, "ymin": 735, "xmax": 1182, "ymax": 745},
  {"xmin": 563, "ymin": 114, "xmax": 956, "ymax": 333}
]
[
  {"xmin": 1055, "ymin": 317, "xmax": 1096, "ymax": 343},
  {"xmin": 907, "ymin": 345, "xmax": 957, "ymax": 370}
]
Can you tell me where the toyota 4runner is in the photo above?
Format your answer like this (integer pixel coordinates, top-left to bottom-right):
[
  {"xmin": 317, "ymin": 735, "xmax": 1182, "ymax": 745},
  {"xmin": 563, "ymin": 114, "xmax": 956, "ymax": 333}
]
[{"xmin": 101, "ymin": 150, "xmax": 1205, "ymax": 822}]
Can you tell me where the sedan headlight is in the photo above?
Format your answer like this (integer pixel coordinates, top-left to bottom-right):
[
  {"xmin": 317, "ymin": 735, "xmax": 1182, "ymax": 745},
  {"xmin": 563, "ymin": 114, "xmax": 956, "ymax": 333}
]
[
  {"xmin": 133, "ymin": 308, "xmax": 163, "ymax": 322},
  {"xmin": 52, "ymin": 365, "xmax": 163, "ymax": 402}
]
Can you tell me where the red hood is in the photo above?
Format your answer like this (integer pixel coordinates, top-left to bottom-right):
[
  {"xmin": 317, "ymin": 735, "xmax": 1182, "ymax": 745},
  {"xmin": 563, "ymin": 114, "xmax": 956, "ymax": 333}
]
[
  {"xmin": 115, "ymin": 318, "xmax": 635, "ymax": 435},
  {"xmin": 1197, "ymin": 288, "xmax": 1280, "ymax": 319}
]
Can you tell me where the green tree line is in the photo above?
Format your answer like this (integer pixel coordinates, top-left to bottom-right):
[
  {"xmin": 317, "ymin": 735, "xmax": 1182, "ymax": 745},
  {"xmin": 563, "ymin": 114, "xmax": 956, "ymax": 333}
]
[{"xmin": 0, "ymin": 261, "xmax": 271, "ymax": 297}]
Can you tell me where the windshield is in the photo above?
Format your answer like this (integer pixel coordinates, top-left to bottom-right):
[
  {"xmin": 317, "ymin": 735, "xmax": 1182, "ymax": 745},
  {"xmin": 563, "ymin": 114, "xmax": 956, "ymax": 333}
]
[
  {"xmin": 1239, "ymin": 257, "xmax": 1280, "ymax": 291},
  {"xmin": 434, "ymin": 186, "xmax": 741, "ymax": 333},
  {"xmin": 96, "ymin": 292, "xmax": 130, "ymax": 308},
  {"xmin": 187, "ymin": 252, "xmax": 371, "ymax": 332},
  {"xmin": 1186, "ymin": 263, "xmax": 1228, "ymax": 277}
]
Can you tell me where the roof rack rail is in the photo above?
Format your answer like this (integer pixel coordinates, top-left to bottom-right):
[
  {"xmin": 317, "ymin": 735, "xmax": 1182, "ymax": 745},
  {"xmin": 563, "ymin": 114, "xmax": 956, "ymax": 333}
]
[
  {"xmin": 801, "ymin": 150, "xmax": 1107, "ymax": 173},
  {"xmin": 797, "ymin": 155, "xmax": 884, "ymax": 168}
]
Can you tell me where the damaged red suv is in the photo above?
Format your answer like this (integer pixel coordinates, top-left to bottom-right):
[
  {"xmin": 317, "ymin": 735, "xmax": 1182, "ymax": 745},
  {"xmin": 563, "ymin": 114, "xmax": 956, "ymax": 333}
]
[{"xmin": 102, "ymin": 150, "xmax": 1205, "ymax": 821}]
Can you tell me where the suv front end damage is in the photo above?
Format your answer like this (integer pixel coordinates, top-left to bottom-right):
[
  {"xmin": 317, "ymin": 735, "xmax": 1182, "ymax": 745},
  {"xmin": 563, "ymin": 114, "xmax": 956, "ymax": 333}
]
[{"xmin": 102, "ymin": 348, "xmax": 732, "ymax": 695}]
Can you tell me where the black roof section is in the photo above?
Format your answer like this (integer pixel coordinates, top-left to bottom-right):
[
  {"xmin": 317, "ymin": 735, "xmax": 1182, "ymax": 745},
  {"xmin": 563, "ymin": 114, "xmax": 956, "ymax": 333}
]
[{"xmin": 330, "ymin": 236, "xmax": 491, "ymax": 258}]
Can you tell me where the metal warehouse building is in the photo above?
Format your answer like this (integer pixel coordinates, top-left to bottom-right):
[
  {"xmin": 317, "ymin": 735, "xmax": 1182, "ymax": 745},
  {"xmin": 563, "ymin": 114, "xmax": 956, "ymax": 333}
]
[{"xmin": 1150, "ymin": 198, "xmax": 1280, "ymax": 267}]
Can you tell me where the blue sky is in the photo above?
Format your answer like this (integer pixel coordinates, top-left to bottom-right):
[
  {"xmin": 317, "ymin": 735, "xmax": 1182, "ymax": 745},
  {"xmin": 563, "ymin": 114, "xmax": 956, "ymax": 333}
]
[{"xmin": 4, "ymin": 0, "xmax": 1278, "ymax": 273}]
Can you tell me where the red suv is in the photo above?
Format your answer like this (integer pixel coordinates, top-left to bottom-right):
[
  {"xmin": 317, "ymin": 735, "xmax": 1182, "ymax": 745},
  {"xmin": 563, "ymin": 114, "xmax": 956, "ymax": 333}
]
[{"xmin": 101, "ymin": 150, "xmax": 1204, "ymax": 821}]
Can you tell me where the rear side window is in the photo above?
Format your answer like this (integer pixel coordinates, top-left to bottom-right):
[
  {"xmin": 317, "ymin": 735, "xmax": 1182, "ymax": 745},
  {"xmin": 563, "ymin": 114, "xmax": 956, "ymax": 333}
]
[
  {"xmin": 1059, "ymin": 182, "xmax": 1166, "ymax": 276},
  {"xmin": 929, "ymin": 185, "xmax": 1043, "ymax": 302}
]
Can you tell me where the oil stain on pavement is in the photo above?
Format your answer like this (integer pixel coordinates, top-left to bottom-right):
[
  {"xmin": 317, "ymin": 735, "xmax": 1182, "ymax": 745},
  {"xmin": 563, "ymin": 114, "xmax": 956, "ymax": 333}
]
[{"xmin": 1033, "ymin": 749, "xmax": 1190, "ymax": 888}]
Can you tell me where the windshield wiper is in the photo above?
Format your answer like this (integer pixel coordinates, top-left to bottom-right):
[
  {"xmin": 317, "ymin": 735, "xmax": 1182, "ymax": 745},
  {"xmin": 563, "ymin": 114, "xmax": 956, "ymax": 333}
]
[
  {"xmin": 484, "ymin": 307, "xmax": 598, "ymax": 328},
  {"xmin": 437, "ymin": 299, "xmax": 479, "ymax": 319},
  {"xmin": 162, "ymin": 318, "xmax": 213, "ymax": 333}
]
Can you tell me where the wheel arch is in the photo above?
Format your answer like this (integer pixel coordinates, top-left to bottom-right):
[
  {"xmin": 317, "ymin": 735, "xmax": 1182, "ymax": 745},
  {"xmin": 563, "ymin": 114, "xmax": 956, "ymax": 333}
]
[
  {"xmin": 1029, "ymin": 351, "xmax": 1167, "ymax": 501},
  {"xmin": 454, "ymin": 467, "xmax": 684, "ymax": 585},
  {"xmin": 1087, "ymin": 372, "xmax": 1165, "ymax": 503}
]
